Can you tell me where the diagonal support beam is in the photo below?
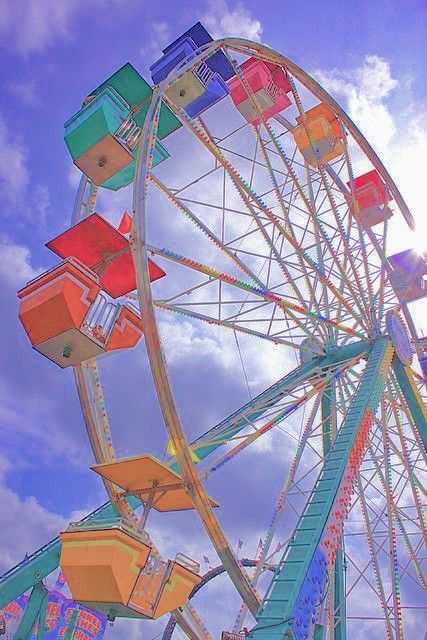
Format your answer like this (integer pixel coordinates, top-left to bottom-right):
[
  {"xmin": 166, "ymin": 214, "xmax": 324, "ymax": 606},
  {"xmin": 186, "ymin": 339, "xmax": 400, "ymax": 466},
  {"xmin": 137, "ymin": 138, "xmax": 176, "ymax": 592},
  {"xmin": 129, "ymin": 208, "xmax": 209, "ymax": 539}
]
[
  {"xmin": 321, "ymin": 381, "xmax": 346, "ymax": 640},
  {"xmin": 392, "ymin": 356, "xmax": 427, "ymax": 450},
  {"xmin": 13, "ymin": 582, "xmax": 48, "ymax": 640},
  {"xmin": 250, "ymin": 338, "xmax": 394, "ymax": 640},
  {"xmin": 181, "ymin": 340, "xmax": 369, "ymax": 465}
]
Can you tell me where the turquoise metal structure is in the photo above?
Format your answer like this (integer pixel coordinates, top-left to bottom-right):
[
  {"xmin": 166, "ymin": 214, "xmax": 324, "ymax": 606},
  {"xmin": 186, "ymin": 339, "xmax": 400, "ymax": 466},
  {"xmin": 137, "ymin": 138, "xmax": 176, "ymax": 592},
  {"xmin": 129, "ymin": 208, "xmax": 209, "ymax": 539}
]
[
  {"xmin": 13, "ymin": 583, "xmax": 48, "ymax": 640},
  {"xmin": 392, "ymin": 356, "xmax": 427, "ymax": 449},
  {"xmin": 321, "ymin": 381, "xmax": 346, "ymax": 640},
  {"xmin": 251, "ymin": 338, "xmax": 394, "ymax": 640}
]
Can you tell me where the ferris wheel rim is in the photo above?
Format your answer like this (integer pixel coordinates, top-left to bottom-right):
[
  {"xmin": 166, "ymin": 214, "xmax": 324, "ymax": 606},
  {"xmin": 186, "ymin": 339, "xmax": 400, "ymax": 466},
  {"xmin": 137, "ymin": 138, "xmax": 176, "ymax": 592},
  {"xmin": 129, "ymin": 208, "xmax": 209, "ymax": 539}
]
[
  {"xmin": 65, "ymin": 38, "xmax": 426, "ymax": 636},
  {"xmin": 130, "ymin": 37, "xmax": 425, "ymax": 635},
  {"xmin": 194, "ymin": 36, "xmax": 415, "ymax": 231}
]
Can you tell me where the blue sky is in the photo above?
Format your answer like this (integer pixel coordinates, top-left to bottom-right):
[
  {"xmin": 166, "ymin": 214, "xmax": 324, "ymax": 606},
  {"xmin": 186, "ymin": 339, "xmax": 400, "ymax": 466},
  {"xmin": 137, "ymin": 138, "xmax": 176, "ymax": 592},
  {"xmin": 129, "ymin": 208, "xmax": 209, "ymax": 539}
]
[{"xmin": 1, "ymin": 1, "xmax": 427, "ymax": 638}]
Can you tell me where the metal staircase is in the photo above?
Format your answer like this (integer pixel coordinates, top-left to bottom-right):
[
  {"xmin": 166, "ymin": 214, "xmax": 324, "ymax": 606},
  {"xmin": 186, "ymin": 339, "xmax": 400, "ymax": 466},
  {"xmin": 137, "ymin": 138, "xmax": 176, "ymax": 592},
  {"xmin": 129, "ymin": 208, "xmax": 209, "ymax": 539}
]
[{"xmin": 251, "ymin": 338, "xmax": 394, "ymax": 640}]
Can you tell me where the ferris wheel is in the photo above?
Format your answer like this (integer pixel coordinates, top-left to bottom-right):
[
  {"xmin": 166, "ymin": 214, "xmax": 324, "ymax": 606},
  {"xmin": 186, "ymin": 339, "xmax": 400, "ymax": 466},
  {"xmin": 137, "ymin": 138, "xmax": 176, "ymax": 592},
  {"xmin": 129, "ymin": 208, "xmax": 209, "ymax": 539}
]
[{"xmin": 4, "ymin": 20, "xmax": 427, "ymax": 640}]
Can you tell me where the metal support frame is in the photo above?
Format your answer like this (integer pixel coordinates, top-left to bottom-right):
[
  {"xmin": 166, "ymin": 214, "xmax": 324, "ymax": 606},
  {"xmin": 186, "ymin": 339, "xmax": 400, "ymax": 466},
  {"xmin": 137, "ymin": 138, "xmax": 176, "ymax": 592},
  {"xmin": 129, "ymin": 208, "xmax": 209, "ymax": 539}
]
[
  {"xmin": 251, "ymin": 338, "xmax": 394, "ymax": 640},
  {"xmin": 63, "ymin": 608, "xmax": 78, "ymax": 640},
  {"xmin": 322, "ymin": 381, "xmax": 346, "ymax": 640},
  {"xmin": 392, "ymin": 356, "xmax": 427, "ymax": 449},
  {"xmin": 5, "ymin": 35, "xmax": 423, "ymax": 640},
  {"xmin": 13, "ymin": 582, "xmax": 48, "ymax": 640}
]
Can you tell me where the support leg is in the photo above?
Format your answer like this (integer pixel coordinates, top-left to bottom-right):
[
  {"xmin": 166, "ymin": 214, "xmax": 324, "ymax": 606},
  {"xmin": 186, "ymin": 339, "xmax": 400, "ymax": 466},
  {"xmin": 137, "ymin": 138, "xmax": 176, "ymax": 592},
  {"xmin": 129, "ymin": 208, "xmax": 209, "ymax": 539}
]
[
  {"xmin": 14, "ymin": 582, "xmax": 48, "ymax": 640},
  {"xmin": 392, "ymin": 356, "xmax": 427, "ymax": 449}
]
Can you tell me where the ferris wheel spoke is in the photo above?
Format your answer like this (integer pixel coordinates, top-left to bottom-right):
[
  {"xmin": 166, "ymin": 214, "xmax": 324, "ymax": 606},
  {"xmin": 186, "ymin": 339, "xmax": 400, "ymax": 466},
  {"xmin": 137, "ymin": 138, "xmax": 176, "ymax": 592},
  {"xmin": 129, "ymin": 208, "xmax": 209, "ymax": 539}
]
[
  {"xmin": 302, "ymin": 159, "xmax": 334, "ymax": 335},
  {"xmin": 146, "ymin": 245, "xmax": 364, "ymax": 342},
  {"xmin": 202, "ymin": 384, "xmax": 326, "ymax": 478},
  {"xmin": 355, "ymin": 490, "xmax": 407, "ymax": 638},
  {"xmin": 274, "ymin": 95, "xmax": 368, "ymax": 320},
  {"xmin": 148, "ymin": 245, "xmax": 324, "ymax": 339},
  {"xmin": 196, "ymin": 356, "xmax": 361, "ymax": 480},
  {"xmin": 155, "ymin": 300, "xmax": 313, "ymax": 349},
  {"xmin": 287, "ymin": 76, "xmax": 374, "ymax": 326},
  {"xmin": 259, "ymin": 121, "xmax": 371, "ymax": 330},
  {"xmin": 355, "ymin": 477, "xmax": 398, "ymax": 639},
  {"xmin": 340, "ymin": 126, "xmax": 379, "ymax": 314},
  {"xmin": 178, "ymin": 351, "xmax": 363, "ymax": 468},
  {"xmin": 331, "ymin": 367, "xmax": 415, "ymax": 635},
  {"xmin": 384, "ymin": 378, "xmax": 427, "ymax": 542},
  {"xmin": 184, "ymin": 349, "xmax": 364, "ymax": 476},
  {"xmin": 360, "ymin": 427, "xmax": 425, "ymax": 587},
  {"xmin": 164, "ymin": 94, "xmax": 369, "ymax": 334},
  {"xmin": 364, "ymin": 432, "xmax": 427, "ymax": 590},
  {"xmin": 256, "ymin": 129, "xmax": 326, "ymax": 325},
  {"xmin": 151, "ymin": 174, "xmax": 267, "ymax": 287}
]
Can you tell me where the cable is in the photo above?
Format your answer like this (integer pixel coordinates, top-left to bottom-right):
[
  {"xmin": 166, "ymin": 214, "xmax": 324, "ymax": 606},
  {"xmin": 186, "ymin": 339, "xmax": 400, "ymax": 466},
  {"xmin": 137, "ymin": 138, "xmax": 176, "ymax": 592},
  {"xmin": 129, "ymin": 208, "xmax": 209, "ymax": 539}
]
[
  {"xmin": 233, "ymin": 330, "xmax": 252, "ymax": 401},
  {"xmin": 246, "ymin": 617, "xmax": 293, "ymax": 636}
]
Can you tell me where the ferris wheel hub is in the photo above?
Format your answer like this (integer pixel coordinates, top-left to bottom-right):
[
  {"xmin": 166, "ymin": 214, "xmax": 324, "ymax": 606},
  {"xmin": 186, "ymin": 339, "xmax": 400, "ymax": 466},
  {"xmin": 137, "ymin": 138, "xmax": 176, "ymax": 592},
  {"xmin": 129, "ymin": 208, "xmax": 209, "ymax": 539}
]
[{"xmin": 386, "ymin": 310, "xmax": 413, "ymax": 366}]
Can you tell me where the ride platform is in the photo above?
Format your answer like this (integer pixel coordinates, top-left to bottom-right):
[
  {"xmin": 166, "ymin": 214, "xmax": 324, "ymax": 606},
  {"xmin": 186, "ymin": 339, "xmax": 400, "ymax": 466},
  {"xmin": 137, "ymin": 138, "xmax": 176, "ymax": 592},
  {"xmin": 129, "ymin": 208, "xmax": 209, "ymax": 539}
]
[
  {"xmin": 91, "ymin": 454, "xmax": 219, "ymax": 511},
  {"xmin": 18, "ymin": 256, "xmax": 145, "ymax": 367},
  {"xmin": 60, "ymin": 525, "xmax": 151, "ymax": 608},
  {"xmin": 60, "ymin": 517, "xmax": 201, "ymax": 621}
]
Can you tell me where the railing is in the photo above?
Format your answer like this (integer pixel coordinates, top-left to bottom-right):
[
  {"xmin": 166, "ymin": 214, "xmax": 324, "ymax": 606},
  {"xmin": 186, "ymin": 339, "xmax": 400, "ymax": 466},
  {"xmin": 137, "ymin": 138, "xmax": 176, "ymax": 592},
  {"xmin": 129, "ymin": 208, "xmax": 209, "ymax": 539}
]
[
  {"xmin": 115, "ymin": 116, "xmax": 142, "ymax": 152},
  {"xmin": 125, "ymin": 300, "xmax": 141, "ymax": 316},
  {"xmin": 194, "ymin": 62, "xmax": 215, "ymax": 87},
  {"xmin": 66, "ymin": 517, "xmax": 150, "ymax": 545},
  {"xmin": 265, "ymin": 78, "xmax": 280, "ymax": 102},
  {"xmin": 174, "ymin": 553, "xmax": 200, "ymax": 574},
  {"xmin": 82, "ymin": 293, "xmax": 118, "ymax": 343},
  {"xmin": 133, "ymin": 554, "xmax": 168, "ymax": 604}
]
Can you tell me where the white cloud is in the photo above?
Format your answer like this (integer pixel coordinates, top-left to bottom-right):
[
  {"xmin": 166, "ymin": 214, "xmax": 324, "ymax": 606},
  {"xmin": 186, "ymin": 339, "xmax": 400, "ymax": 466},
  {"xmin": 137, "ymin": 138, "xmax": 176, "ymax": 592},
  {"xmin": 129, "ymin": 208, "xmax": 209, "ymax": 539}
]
[
  {"xmin": 0, "ymin": 111, "xmax": 52, "ymax": 226},
  {"xmin": 316, "ymin": 55, "xmax": 398, "ymax": 158},
  {"xmin": 0, "ymin": 236, "xmax": 43, "ymax": 286},
  {"xmin": 7, "ymin": 80, "xmax": 38, "ymax": 106},
  {"xmin": 316, "ymin": 54, "xmax": 427, "ymax": 255},
  {"xmin": 202, "ymin": 0, "xmax": 263, "ymax": 41},
  {"xmin": 0, "ymin": 0, "xmax": 84, "ymax": 55},
  {"xmin": 140, "ymin": 21, "xmax": 170, "ymax": 62},
  {"xmin": 0, "ymin": 113, "xmax": 29, "ymax": 200},
  {"xmin": 34, "ymin": 184, "xmax": 51, "ymax": 228},
  {"xmin": 158, "ymin": 312, "xmax": 296, "ymax": 390},
  {"xmin": 0, "ymin": 453, "xmax": 67, "ymax": 572}
]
